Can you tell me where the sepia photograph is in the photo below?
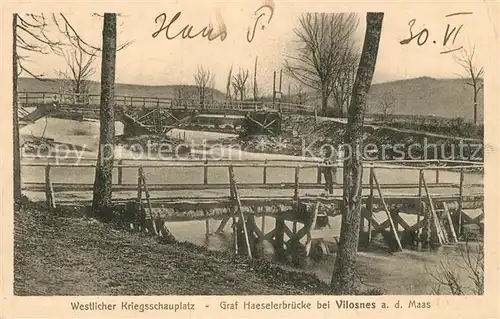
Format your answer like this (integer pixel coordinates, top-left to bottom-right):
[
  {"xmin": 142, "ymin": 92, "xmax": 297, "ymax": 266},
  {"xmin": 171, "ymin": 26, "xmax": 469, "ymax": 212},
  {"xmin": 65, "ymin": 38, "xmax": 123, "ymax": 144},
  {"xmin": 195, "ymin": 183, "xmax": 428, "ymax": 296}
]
[{"xmin": 9, "ymin": 2, "xmax": 491, "ymax": 303}]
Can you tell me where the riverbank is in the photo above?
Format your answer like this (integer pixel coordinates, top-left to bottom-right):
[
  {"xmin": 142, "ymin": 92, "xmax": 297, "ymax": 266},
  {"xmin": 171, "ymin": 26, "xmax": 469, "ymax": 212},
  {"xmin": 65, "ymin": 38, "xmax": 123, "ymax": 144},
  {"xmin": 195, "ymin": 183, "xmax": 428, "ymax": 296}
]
[
  {"xmin": 14, "ymin": 201, "xmax": 335, "ymax": 295},
  {"xmin": 214, "ymin": 115, "xmax": 484, "ymax": 160}
]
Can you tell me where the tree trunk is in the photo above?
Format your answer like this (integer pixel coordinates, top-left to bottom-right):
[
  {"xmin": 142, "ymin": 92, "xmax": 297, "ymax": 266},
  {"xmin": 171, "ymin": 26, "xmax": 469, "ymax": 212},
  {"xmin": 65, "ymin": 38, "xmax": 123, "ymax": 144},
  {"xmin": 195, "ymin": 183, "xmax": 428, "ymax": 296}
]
[
  {"xmin": 13, "ymin": 14, "xmax": 22, "ymax": 207},
  {"xmin": 473, "ymin": 90, "xmax": 478, "ymax": 124},
  {"xmin": 331, "ymin": 12, "xmax": 384, "ymax": 295},
  {"xmin": 92, "ymin": 13, "xmax": 117, "ymax": 218},
  {"xmin": 321, "ymin": 88, "xmax": 328, "ymax": 116}
]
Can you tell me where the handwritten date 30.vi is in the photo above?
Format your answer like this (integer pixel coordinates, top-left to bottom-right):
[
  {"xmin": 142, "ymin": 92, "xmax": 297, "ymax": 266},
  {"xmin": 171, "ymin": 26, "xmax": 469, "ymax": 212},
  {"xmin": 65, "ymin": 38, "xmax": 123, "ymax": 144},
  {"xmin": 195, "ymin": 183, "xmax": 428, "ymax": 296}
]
[{"xmin": 400, "ymin": 12, "xmax": 472, "ymax": 54}]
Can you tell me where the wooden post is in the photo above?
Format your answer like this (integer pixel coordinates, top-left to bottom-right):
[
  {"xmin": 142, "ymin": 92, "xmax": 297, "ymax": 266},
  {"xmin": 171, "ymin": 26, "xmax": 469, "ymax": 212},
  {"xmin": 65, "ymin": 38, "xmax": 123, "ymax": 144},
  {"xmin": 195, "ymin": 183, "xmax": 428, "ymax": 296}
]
[
  {"xmin": 139, "ymin": 168, "xmax": 159, "ymax": 236},
  {"xmin": 204, "ymin": 210, "xmax": 210, "ymax": 236},
  {"xmin": 372, "ymin": 169, "xmax": 403, "ymax": 251},
  {"xmin": 316, "ymin": 162, "xmax": 322, "ymax": 184},
  {"xmin": 274, "ymin": 217, "xmax": 285, "ymax": 261},
  {"xmin": 272, "ymin": 71, "xmax": 276, "ymax": 108},
  {"xmin": 418, "ymin": 170, "xmax": 423, "ymax": 221},
  {"xmin": 417, "ymin": 169, "xmax": 423, "ymax": 244},
  {"xmin": 294, "ymin": 166, "xmax": 300, "ymax": 200},
  {"xmin": 229, "ymin": 170, "xmax": 238, "ymax": 254},
  {"xmin": 215, "ymin": 216, "xmax": 230, "ymax": 234},
  {"xmin": 203, "ymin": 159, "xmax": 208, "ymax": 185},
  {"xmin": 305, "ymin": 201, "xmax": 320, "ymax": 256},
  {"xmin": 229, "ymin": 166, "xmax": 252, "ymax": 257},
  {"xmin": 368, "ymin": 164, "xmax": 374, "ymax": 242},
  {"xmin": 279, "ymin": 69, "xmax": 283, "ymax": 96},
  {"xmin": 435, "ymin": 167, "xmax": 440, "ymax": 184},
  {"xmin": 183, "ymin": 131, "xmax": 186, "ymax": 141},
  {"xmin": 421, "ymin": 173, "xmax": 445, "ymax": 245},
  {"xmin": 117, "ymin": 159, "xmax": 123, "ymax": 185},
  {"xmin": 458, "ymin": 168, "xmax": 464, "ymax": 237},
  {"xmin": 443, "ymin": 202, "xmax": 458, "ymax": 243},
  {"xmin": 45, "ymin": 165, "xmax": 56, "ymax": 211},
  {"xmin": 263, "ymin": 159, "xmax": 267, "ymax": 184},
  {"xmin": 137, "ymin": 167, "xmax": 143, "ymax": 201}
]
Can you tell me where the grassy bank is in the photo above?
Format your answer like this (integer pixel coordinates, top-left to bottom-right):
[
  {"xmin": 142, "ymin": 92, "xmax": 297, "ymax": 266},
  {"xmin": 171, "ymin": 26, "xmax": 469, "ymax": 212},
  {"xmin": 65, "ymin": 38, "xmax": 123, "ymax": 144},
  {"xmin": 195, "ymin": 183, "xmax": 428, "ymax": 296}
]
[{"xmin": 14, "ymin": 202, "xmax": 333, "ymax": 296}]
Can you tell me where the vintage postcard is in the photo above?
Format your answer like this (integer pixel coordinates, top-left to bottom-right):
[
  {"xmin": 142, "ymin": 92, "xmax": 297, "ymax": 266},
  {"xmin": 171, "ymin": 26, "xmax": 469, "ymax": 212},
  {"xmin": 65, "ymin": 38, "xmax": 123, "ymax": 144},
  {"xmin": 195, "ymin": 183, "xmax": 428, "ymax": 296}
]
[{"xmin": 1, "ymin": 0, "xmax": 498, "ymax": 318}]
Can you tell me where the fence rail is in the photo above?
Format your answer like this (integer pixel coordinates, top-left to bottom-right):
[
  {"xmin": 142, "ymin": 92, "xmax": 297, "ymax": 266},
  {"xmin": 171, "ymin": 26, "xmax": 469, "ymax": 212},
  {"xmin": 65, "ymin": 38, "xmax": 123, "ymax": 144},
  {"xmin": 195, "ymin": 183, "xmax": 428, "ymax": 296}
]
[
  {"xmin": 22, "ymin": 160, "xmax": 483, "ymax": 194},
  {"xmin": 18, "ymin": 91, "xmax": 313, "ymax": 114}
]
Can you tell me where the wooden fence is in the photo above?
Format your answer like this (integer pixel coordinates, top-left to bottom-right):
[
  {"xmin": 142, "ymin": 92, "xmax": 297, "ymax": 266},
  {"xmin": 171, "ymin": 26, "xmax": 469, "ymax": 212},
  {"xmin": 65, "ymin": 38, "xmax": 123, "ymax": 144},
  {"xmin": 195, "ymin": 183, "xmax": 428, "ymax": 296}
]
[
  {"xmin": 22, "ymin": 159, "xmax": 483, "ymax": 202},
  {"xmin": 18, "ymin": 92, "xmax": 312, "ymax": 114}
]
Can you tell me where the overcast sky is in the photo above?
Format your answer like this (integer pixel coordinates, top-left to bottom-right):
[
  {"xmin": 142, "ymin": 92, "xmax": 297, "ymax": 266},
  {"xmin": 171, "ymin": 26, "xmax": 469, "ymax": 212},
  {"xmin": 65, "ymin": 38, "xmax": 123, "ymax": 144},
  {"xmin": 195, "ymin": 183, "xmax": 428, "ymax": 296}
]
[{"xmin": 19, "ymin": 1, "xmax": 493, "ymax": 95}]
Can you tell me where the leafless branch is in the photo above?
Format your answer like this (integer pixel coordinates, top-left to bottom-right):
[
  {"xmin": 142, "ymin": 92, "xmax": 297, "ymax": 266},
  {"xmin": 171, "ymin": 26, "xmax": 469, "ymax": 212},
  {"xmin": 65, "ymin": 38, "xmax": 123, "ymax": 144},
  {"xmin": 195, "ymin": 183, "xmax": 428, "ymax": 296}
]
[
  {"xmin": 194, "ymin": 65, "xmax": 215, "ymax": 107},
  {"xmin": 427, "ymin": 238, "xmax": 484, "ymax": 295},
  {"xmin": 284, "ymin": 13, "xmax": 359, "ymax": 115},
  {"xmin": 378, "ymin": 91, "xmax": 396, "ymax": 118},
  {"xmin": 231, "ymin": 68, "xmax": 249, "ymax": 101},
  {"xmin": 453, "ymin": 46, "xmax": 484, "ymax": 123}
]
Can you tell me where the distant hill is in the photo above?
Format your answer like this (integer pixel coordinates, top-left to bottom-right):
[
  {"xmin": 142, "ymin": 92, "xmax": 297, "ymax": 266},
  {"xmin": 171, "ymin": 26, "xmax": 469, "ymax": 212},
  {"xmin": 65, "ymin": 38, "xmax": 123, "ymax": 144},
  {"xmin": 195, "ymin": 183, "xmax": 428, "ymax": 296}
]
[
  {"xmin": 18, "ymin": 77, "xmax": 226, "ymax": 100},
  {"xmin": 366, "ymin": 77, "xmax": 484, "ymax": 123},
  {"xmin": 297, "ymin": 77, "xmax": 484, "ymax": 123}
]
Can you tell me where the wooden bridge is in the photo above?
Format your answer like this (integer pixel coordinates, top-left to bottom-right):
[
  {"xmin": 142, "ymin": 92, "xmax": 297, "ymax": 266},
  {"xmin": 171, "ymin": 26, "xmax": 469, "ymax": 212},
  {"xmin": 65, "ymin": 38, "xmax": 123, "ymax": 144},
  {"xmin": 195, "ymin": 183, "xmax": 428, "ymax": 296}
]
[
  {"xmin": 21, "ymin": 157, "xmax": 484, "ymax": 262},
  {"xmin": 17, "ymin": 92, "xmax": 312, "ymax": 135}
]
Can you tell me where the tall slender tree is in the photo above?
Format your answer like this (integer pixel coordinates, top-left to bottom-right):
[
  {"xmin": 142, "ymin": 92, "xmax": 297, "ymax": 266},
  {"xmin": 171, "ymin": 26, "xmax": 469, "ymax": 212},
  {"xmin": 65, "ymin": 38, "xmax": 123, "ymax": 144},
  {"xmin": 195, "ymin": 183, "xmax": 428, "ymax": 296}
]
[
  {"xmin": 232, "ymin": 68, "xmax": 249, "ymax": 101},
  {"xmin": 194, "ymin": 66, "xmax": 215, "ymax": 110},
  {"xmin": 92, "ymin": 13, "xmax": 116, "ymax": 218},
  {"xmin": 453, "ymin": 46, "xmax": 484, "ymax": 124},
  {"xmin": 331, "ymin": 12, "xmax": 384, "ymax": 294},
  {"xmin": 13, "ymin": 13, "xmax": 63, "ymax": 206}
]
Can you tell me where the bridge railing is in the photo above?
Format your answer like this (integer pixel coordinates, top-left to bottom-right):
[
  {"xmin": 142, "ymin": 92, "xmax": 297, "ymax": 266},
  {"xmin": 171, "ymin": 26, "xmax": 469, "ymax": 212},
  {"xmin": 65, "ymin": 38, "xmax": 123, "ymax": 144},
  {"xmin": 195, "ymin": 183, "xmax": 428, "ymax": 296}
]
[
  {"xmin": 21, "ymin": 158, "xmax": 483, "ymax": 190},
  {"xmin": 21, "ymin": 158, "xmax": 483, "ymax": 224},
  {"xmin": 18, "ymin": 92, "xmax": 315, "ymax": 114}
]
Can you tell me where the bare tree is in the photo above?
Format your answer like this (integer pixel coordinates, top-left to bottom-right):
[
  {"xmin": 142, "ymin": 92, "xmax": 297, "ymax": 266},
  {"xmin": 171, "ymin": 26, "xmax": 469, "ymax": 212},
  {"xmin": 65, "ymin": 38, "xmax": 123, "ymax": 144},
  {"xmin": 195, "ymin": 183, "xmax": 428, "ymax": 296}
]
[
  {"xmin": 330, "ymin": 12, "xmax": 384, "ymax": 294},
  {"xmin": 378, "ymin": 91, "xmax": 396, "ymax": 118},
  {"xmin": 57, "ymin": 47, "xmax": 97, "ymax": 101},
  {"xmin": 92, "ymin": 13, "xmax": 116, "ymax": 218},
  {"xmin": 13, "ymin": 13, "xmax": 64, "ymax": 206},
  {"xmin": 232, "ymin": 68, "xmax": 249, "ymax": 101},
  {"xmin": 194, "ymin": 66, "xmax": 215, "ymax": 110},
  {"xmin": 285, "ymin": 13, "xmax": 359, "ymax": 116},
  {"xmin": 295, "ymin": 85, "xmax": 308, "ymax": 105},
  {"xmin": 332, "ymin": 49, "xmax": 359, "ymax": 116},
  {"xmin": 454, "ymin": 46, "xmax": 484, "ymax": 124},
  {"xmin": 13, "ymin": 13, "xmax": 133, "ymax": 207}
]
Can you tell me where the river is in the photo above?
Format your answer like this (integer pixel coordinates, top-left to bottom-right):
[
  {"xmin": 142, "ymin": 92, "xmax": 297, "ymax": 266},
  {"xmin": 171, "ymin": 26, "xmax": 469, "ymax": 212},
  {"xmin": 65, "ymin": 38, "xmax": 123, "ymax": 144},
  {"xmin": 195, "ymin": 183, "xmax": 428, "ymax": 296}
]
[{"xmin": 20, "ymin": 117, "xmax": 484, "ymax": 294}]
